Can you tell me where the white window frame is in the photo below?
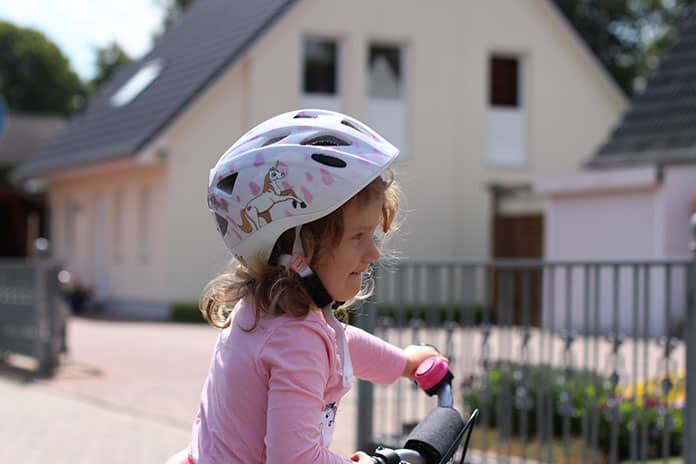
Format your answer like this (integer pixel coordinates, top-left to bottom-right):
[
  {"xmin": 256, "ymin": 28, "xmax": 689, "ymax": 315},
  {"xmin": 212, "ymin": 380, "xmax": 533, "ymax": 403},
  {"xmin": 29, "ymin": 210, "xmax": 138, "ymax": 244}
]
[
  {"xmin": 137, "ymin": 186, "xmax": 150, "ymax": 264},
  {"xmin": 486, "ymin": 53, "xmax": 528, "ymax": 167}
]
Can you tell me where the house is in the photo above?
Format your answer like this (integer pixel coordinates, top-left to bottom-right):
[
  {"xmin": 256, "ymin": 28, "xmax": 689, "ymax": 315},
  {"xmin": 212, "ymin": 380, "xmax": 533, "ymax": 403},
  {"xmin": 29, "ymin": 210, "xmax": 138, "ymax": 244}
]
[
  {"xmin": 15, "ymin": 0, "xmax": 625, "ymax": 318},
  {"xmin": 535, "ymin": 6, "xmax": 696, "ymax": 336},
  {"xmin": 0, "ymin": 112, "xmax": 64, "ymax": 257}
]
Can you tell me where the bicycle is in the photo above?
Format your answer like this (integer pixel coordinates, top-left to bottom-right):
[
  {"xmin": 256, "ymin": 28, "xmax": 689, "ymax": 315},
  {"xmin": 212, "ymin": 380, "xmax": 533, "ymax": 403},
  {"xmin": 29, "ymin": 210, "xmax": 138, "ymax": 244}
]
[{"xmin": 368, "ymin": 356, "xmax": 479, "ymax": 464}]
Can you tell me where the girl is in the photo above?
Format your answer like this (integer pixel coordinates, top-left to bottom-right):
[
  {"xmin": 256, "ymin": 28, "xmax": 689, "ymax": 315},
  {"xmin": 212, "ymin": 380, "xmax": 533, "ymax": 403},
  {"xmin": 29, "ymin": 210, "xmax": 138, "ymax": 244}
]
[{"xmin": 182, "ymin": 109, "xmax": 442, "ymax": 463}]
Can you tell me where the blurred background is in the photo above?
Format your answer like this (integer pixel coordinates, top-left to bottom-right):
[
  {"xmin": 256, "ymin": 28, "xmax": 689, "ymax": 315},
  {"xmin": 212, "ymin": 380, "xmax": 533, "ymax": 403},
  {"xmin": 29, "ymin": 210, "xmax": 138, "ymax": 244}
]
[{"xmin": 1, "ymin": 1, "xmax": 696, "ymax": 462}]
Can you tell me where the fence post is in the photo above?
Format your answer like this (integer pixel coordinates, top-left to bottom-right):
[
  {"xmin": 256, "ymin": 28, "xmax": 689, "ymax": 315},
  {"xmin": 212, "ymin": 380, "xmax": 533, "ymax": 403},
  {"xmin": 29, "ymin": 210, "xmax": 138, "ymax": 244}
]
[
  {"xmin": 685, "ymin": 215, "xmax": 696, "ymax": 464},
  {"xmin": 33, "ymin": 238, "xmax": 57, "ymax": 377},
  {"xmin": 355, "ymin": 296, "xmax": 378, "ymax": 452}
]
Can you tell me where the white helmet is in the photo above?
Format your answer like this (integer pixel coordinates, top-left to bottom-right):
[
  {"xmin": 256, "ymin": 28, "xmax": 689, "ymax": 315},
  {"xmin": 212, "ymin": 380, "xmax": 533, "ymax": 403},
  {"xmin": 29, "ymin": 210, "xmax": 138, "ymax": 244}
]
[{"xmin": 207, "ymin": 109, "xmax": 399, "ymax": 265}]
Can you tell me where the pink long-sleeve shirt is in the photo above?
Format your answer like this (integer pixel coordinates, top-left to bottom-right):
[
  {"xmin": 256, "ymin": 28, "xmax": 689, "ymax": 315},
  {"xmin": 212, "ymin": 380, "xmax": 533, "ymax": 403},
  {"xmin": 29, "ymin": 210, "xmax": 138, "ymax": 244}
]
[{"xmin": 189, "ymin": 297, "xmax": 407, "ymax": 463}]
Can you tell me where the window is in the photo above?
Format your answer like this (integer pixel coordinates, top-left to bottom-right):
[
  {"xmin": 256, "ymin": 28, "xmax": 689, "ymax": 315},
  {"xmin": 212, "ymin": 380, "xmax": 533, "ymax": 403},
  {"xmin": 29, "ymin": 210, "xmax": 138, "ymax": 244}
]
[
  {"xmin": 369, "ymin": 45, "xmax": 402, "ymax": 99},
  {"xmin": 110, "ymin": 59, "xmax": 164, "ymax": 107},
  {"xmin": 303, "ymin": 38, "xmax": 337, "ymax": 94},
  {"xmin": 490, "ymin": 57, "xmax": 519, "ymax": 107},
  {"xmin": 113, "ymin": 190, "xmax": 123, "ymax": 263},
  {"xmin": 64, "ymin": 197, "xmax": 77, "ymax": 257},
  {"xmin": 137, "ymin": 186, "xmax": 150, "ymax": 263}
]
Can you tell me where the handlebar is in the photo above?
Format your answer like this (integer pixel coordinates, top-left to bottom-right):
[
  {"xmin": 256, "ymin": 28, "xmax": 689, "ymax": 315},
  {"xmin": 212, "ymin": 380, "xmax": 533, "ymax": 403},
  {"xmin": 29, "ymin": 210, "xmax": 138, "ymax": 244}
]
[{"xmin": 369, "ymin": 356, "xmax": 478, "ymax": 464}]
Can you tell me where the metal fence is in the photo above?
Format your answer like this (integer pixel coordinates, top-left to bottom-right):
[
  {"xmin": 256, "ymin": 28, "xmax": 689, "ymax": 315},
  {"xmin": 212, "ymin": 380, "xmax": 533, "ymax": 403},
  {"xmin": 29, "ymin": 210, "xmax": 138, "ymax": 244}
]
[
  {"xmin": 0, "ymin": 255, "xmax": 65, "ymax": 376},
  {"xmin": 356, "ymin": 259, "xmax": 696, "ymax": 463}
]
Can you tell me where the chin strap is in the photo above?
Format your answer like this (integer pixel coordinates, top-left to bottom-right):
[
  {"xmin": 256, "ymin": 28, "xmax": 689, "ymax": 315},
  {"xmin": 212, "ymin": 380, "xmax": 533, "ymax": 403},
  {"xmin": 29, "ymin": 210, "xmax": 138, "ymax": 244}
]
[{"xmin": 277, "ymin": 226, "xmax": 337, "ymax": 309}]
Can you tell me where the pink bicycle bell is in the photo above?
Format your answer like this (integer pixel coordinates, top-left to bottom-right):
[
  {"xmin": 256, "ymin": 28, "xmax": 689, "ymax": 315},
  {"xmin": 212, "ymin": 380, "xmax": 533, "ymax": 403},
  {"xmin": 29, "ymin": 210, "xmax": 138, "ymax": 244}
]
[{"xmin": 414, "ymin": 356, "xmax": 454, "ymax": 396}]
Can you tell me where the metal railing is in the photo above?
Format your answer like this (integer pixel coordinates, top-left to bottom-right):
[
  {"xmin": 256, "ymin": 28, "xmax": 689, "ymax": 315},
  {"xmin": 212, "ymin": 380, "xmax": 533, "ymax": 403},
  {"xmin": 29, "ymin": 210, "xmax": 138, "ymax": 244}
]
[
  {"xmin": 0, "ymin": 249, "xmax": 65, "ymax": 376},
  {"xmin": 356, "ymin": 259, "xmax": 696, "ymax": 463}
]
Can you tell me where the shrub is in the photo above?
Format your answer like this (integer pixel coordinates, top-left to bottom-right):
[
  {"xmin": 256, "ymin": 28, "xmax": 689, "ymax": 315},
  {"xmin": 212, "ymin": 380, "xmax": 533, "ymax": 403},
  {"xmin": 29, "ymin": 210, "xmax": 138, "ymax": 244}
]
[
  {"xmin": 170, "ymin": 302, "xmax": 205, "ymax": 323},
  {"xmin": 462, "ymin": 362, "xmax": 683, "ymax": 460}
]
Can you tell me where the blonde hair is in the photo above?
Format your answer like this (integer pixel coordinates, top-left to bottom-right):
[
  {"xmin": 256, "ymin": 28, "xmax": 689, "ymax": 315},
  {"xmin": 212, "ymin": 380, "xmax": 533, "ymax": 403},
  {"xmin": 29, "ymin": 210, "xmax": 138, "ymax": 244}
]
[{"xmin": 200, "ymin": 172, "xmax": 400, "ymax": 330}]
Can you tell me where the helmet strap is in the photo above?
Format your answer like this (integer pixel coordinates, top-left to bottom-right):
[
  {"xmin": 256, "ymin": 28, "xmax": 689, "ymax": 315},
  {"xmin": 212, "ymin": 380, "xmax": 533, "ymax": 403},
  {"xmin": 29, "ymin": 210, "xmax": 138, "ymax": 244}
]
[{"xmin": 277, "ymin": 226, "xmax": 342, "ymax": 309}]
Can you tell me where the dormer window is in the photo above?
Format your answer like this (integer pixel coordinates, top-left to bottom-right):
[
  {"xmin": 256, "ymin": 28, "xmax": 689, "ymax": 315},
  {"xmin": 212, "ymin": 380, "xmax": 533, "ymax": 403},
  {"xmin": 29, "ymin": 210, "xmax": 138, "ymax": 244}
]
[{"xmin": 110, "ymin": 59, "xmax": 164, "ymax": 107}]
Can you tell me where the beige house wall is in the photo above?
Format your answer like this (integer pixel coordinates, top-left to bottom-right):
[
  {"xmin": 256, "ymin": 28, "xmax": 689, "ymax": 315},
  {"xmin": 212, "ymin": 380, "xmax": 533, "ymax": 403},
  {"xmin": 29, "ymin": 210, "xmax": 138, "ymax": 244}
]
[{"xmin": 49, "ymin": 163, "xmax": 168, "ymax": 306}]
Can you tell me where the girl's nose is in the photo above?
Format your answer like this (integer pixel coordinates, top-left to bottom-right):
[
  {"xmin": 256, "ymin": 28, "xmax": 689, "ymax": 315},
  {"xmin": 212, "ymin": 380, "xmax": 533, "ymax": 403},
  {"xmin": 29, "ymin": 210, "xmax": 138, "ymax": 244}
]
[{"xmin": 365, "ymin": 238, "xmax": 380, "ymax": 264}]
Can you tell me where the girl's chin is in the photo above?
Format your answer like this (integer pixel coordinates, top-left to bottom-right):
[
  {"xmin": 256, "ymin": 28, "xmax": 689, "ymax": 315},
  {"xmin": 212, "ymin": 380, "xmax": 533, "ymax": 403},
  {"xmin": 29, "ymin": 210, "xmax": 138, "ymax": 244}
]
[{"xmin": 332, "ymin": 280, "xmax": 361, "ymax": 302}]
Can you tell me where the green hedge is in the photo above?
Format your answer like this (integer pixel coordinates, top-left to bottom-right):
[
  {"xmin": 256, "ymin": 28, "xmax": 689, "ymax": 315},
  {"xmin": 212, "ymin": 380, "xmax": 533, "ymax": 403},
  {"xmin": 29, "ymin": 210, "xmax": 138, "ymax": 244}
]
[
  {"xmin": 169, "ymin": 302, "xmax": 497, "ymax": 325},
  {"xmin": 462, "ymin": 362, "xmax": 682, "ymax": 460},
  {"xmin": 170, "ymin": 302, "xmax": 206, "ymax": 323},
  {"xmin": 375, "ymin": 304, "xmax": 496, "ymax": 326}
]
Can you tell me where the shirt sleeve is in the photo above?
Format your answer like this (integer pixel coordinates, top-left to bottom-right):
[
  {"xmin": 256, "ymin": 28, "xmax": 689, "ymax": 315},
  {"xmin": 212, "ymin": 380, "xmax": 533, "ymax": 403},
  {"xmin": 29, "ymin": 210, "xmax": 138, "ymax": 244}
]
[
  {"xmin": 346, "ymin": 325, "xmax": 407, "ymax": 384},
  {"xmin": 260, "ymin": 321, "xmax": 352, "ymax": 464}
]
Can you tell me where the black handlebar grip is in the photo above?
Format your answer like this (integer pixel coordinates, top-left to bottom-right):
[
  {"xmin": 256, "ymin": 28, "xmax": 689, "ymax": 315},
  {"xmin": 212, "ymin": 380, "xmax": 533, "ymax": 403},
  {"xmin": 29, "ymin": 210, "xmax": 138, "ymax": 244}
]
[{"xmin": 404, "ymin": 407, "xmax": 465, "ymax": 464}]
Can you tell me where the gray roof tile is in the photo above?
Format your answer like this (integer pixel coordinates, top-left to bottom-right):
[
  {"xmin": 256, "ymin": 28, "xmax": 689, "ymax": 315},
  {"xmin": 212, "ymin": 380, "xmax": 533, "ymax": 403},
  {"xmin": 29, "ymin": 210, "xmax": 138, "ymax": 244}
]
[
  {"xmin": 0, "ymin": 113, "xmax": 64, "ymax": 167},
  {"xmin": 15, "ymin": 0, "xmax": 297, "ymax": 179},
  {"xmin": 588, "ymin": 6, "xmax": 696, "ymax": 168}
]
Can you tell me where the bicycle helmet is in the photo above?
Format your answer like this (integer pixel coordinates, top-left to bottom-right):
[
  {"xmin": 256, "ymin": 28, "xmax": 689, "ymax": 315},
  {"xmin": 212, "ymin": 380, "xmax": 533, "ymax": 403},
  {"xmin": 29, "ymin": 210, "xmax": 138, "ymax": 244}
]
[{"xmin": 207, "ymin": 109, "xmax": 399, "ymax": 267}]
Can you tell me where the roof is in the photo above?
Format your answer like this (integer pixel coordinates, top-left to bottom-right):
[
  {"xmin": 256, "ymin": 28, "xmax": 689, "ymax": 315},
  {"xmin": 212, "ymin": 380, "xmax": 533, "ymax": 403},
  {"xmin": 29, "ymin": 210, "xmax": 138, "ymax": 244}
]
[
  {"xmin": 0, "ymin": 113, "xmax": 64, "ymax": 167},
  {"xmin": 14, "ymin": 0, "xmax": 624, "ymax": 180},
  {"xmin": 587, "ymin": 6, "xmax": 696, "ymax": 168},
  {"xmin": 14, "ymin": 0, "xmax": 297, "ymax": 180}
]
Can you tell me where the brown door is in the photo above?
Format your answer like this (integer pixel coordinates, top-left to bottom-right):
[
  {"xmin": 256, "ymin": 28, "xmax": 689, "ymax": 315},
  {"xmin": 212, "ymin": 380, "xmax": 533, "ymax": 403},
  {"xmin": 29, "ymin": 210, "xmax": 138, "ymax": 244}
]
[{"xmin": 492, "ymin": 214, "xmax": 543, "ymax": 326}]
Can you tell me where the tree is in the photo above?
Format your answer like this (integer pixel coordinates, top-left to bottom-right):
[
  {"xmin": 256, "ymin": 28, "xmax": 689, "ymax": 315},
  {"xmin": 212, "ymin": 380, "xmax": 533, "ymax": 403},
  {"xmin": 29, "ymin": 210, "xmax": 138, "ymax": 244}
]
[
  {"xmin": 90, "ymin": 41, "xmax": 132, "ymax": 93},
  {"xmin": 0, "ymin": 21, "xmax": 84, "ymax": 114},
  {"xmin": 553, "ymin": 0, "xmax": 696, "ymax": 96},
  {"xmin": 158, "ymin": 0, "xmax": 196, "ymax": 31}
]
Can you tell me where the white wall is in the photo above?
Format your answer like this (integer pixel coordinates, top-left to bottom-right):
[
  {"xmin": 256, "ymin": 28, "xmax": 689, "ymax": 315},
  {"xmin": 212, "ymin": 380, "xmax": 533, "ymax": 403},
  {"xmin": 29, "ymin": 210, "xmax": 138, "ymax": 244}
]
[
  {"xmin": 545, "ymin": 190, "xmax": 659, "ymax": 260},
  {"xmin": 537, "ymin": 165, "xmax": 695, "ymax": 337},
  {"xmin": 662, "ymin": 165, "xmax": 696, "ymax": 259},
  {"xmin": 49, "ymin": 163, "xmax": 168, "ymax": 311}
]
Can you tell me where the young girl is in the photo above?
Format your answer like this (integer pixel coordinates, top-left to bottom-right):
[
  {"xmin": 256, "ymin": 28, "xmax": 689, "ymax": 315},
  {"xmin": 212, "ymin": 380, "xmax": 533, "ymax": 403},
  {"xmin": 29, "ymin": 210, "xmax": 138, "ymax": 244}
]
[{"xmin": 181, "ymin": 109, "xmax": 443, "ymax": 463}]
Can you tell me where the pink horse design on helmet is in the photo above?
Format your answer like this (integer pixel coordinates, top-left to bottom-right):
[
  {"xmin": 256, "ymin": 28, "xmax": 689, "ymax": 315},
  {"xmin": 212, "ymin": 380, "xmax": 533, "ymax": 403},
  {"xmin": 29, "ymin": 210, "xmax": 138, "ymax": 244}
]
[{"xmin": 235, "ymin": 161, "xmax": 307, "ymax": 233}]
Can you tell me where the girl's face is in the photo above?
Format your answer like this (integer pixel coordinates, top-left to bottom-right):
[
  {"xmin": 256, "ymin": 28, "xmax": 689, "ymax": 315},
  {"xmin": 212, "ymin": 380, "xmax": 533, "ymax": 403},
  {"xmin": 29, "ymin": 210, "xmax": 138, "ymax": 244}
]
[{"xmin": 314, "ymin": 196, "xmax": 382, "ymax": 303}]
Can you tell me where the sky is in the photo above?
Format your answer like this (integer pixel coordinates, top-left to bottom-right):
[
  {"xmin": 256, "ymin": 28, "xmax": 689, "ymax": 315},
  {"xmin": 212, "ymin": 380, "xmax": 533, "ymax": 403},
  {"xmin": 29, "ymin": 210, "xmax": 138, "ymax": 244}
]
[{"xmin": 0, "ymin": 0, "xmax": 166, "ymax": 80}]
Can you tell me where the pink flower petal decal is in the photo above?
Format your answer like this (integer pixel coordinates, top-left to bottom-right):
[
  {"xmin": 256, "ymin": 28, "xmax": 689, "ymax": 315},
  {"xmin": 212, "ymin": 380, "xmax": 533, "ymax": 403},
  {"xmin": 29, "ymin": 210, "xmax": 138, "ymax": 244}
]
[
  {"xmin": 250, "ymin": 182, "xmax": 261, "ymax": 195},
  {"xmin": 282, "ymin": 181, "xmax": 292, "ymax": 191},
  {"xmin": 305, "ymin": 172, "xmax": 313, "ymax": 182},
  {"xmin": 301, "ymin": 186, "xmax": 313, "ymax": 205},
  {"xmin": 320, "ymin": 168, "xmax": 334, "ymax": 186},
  {"xmin": 253, "ymin": 152, "xmax": 265, "ymax": 167},
  {"xmin": 284, "ymin": 210, "xmax": 294, "ymax": 217}
]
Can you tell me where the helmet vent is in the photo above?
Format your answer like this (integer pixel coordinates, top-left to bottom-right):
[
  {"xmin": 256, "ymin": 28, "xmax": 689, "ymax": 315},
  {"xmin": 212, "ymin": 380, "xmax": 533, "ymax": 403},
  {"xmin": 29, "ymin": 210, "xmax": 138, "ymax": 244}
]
[
  {"xmin": 302, "ymin": 135, "xmax": 350, "ymax": 147},
  {"xmin": 311, "ymin": 153, "xmax": 347, "ymax": 168},
  {"xmin": 214, "ymin": 213, "xmax": 228, "ymax": 236},
  {"xmin": 294, "ymin": 112, "xmax": 318, "ymax": 119},
  {"xmin": 216, "ymin": 172, "xmax": 238, "ymax": 194},
  {"xmin": 341, "ymin": 119, "xmax": 366, "ymax": 135},
  {"xmin": 261, "ymin": 133, "xmax": 289, "ymax": 147}
]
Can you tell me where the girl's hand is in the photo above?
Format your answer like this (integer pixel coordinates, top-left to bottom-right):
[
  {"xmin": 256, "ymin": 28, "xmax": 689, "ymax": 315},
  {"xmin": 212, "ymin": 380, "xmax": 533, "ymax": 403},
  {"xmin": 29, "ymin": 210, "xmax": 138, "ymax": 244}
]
[
  {"xmin": 402, "ymin": 344, "xmax": 448, "ymax": 381},
  {"xmin": 350, "ymin": 451, "xmax": 374, "ymax": 462}
]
